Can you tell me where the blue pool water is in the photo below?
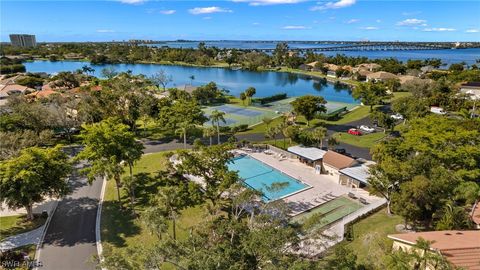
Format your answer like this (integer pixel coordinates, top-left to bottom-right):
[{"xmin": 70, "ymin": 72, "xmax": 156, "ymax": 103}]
[{"xmin": 228, "ymin": 155, "xmax": 309, "ymax": 201}]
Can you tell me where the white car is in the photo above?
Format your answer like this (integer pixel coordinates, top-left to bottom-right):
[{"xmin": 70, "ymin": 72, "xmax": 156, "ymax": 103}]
[
  {"xmin": 390, "ymin": 113, "xmax": 404, "ymax": 120},
  {"xmin": 359, "ymin": 125, "xmax": 375, "ymax": 133}
]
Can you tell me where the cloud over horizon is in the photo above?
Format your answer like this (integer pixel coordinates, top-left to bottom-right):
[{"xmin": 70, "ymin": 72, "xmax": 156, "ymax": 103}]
[
  {"xmin": 423, "ymin": 27, "xmax": 456, "ymax": 32},
  {"xmin": 397, "ymin": 18, "xmax": 427, "ymax": 26},
  {"xmin": 282, "ymin": 25, "xmax": 310, "ymax": 30},
  {"xmin": 189, "ymin": 7, "xmax": 233, "ymax": 15},
  {"xmin": 311, "ymin": 0, "xmax": 356, "ymax": 11}
]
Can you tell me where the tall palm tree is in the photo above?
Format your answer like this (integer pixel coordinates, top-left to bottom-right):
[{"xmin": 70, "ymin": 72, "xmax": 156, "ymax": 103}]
[
  {"xmin": 262, "ymin": 117, "xmax": 273, "ymax": 129},
  {"xmin": 203, "ymin": 127, "xmax": 216, "ymax": 146},
  {"xmin": 189, "ymin": 75, "xmax": 195, "ymax": 85},
  {"xmin": 312, "ymin": 126, "xmax": 327, "ymax": 148},
  {"xmin": 176, "ymin": 121, "xmax": 191, "ymax": 149},
  {"xmin": 210, "ymin": 110, "xmax": 226, "ymax": 144}
]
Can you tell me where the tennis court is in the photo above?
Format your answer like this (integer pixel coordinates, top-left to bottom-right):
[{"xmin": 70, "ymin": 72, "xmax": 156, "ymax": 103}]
[
  {"xmin": 203, "ymin": 104, "xmax": 279, "ymax": 127},
  {"xmin": 261, "ymin": 98, "xmax": 358, "ymax": 115}
]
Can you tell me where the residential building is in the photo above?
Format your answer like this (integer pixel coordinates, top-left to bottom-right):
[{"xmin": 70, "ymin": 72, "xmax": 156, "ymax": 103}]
[
  {"xmin": 366, "ymin": 71, "xmax": 398, "ymax": 82},
  {"xmin": 0, "ymin": 84, "xmax": 35, "ymax": 106},
  {"xmin": 388, "ymin": 230, "xmax": 480, "ymax": 270},
  {"xmin": 357, "ymin": 63, "xmax": 381, "ymax": 71},
  {"xmin": 9, "ymin": 34, "xmax": 37, "ymax": 47},
  {"xmin": 322, "ymin": 150, "xmax": 358, "ymax": 180}
]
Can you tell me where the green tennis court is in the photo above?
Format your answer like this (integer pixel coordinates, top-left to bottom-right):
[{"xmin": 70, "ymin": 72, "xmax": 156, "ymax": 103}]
[{"xmin": 203, "ymin": 104, "xmax": 279, "ymax": 127}]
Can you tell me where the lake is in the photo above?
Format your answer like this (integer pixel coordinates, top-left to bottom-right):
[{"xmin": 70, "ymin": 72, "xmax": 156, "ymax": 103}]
[{"xmin": 24, "ymin": 60, "xmax": 357, "ymax": 103}]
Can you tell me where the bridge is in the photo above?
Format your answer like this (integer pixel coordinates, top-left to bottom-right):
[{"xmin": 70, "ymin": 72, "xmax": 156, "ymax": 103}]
[{"xmin": 260, "ymin": 43, "xmax": 451, "ymax": 52}]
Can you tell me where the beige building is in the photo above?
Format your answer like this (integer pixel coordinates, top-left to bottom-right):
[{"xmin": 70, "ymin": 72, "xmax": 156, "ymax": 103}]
[
  {"xmin": 366, "ymin": 71, "xmax": 398, "ymax": 82},
  {"xmin": 388, "ymin": 230, "xmax": 480, "ymax": 270},
  {"xmin": 322, "ymin": 150, "xmax": 358, "ymax": 181}
]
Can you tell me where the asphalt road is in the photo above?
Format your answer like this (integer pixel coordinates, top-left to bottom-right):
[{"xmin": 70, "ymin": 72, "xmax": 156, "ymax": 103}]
[{"xmin": 37, "ymin": 161, "xmax": 102, "ymax": 270}]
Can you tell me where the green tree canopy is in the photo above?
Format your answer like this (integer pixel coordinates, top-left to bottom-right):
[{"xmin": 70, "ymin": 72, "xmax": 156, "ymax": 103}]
[{"xmin": 290, "ymin": 95, "xmax": 327, "ymax": 126}]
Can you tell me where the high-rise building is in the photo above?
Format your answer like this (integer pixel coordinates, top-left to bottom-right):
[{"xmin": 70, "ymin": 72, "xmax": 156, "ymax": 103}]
[{"xmin": 9, "ymin": 34, "xmax": 37, "ymax": 47}]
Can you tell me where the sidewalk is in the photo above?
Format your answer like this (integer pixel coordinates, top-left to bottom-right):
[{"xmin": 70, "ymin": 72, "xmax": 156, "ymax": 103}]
[
  {"xmin": 0, "ymin": 225, "xmax": 45, "ymax": 251},
  {"xmin": 1, "ymin": 199, "xmax": 56, "ymax": 217}
]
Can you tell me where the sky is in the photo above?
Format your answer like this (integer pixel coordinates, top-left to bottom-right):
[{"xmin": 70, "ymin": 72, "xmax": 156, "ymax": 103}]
[{"xmin": 1, "ymin": 0, "xmax": 479, "ymax": 42}]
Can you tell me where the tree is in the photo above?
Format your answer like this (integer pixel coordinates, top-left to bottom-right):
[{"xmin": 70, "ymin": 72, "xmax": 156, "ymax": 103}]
[
  {"xmin": 101, "ymin": 67, "xmax": 118, "ymax": 79},
  {"xmin": 273, "ymin": 42, "xmax": 289, "ymax": 66},
  {"xmin": 81, "ymin": 65, "xmax": 95, "ymax": 75},
  {"xmin": 391, "ymin": 96, "xmax": 429, "ymax": 122},
  {"xmin": 189, "ymin": 75, "xmax": 195, "ymax": 85},
  {"xmin": 323, "ymin": 245, "xmax": 359, "ymax": 270},
  {"xmin": 262, "ymin": 117, "xmax": 273, "ymax": 129},
  {"xmin": 203, "ymin": 127, "xmax": 216, "ymax": 146},
  {"xmin": 209, "ymin": 110, "xmax": 226, "ymax": 144},
  {"xmin": 0, "ymin": 146, "xmax": 71, "ymax": 220},
  {"xmin": 327, "ymin": 136, "xmax": 339, "ymax": 150},
  {"xmin": 291, "ymin": 95, "xmax": 327, "ymax": 126},
  {"xmin": 176, "ymin": 145, "xmax": 239, "ymax": 206},
  {"xmin": 150, "ymin": 70, "xmax": 173, "ymax": 91},
  {"xmin": 176, "ymin": 121, "xmax": 192, "ymax": 149},
  {"xmin": 239, "ymin": 92, "xmax": 247, "ymax": 106},
  {"xmin": 352, "ymin": 82, "xmax": 389, "ymax": 112},
  {"xmin": 371, "ymin": 111, "xmax": 395, "ymax": 133},
  {"xmin": 154, "ymin": 186, "xmax": 190, "ymax": 240},
  {"xmin": 282, "ymin": 125, "xmax": 299, "ymax": 148},
  {"xmin": 244, "ymin": 87, "xmax": 256, "ymax": 105},
  {"xmin": 434, "ymin": 201, "xmax": 472, "ymax": 230},
  {"xmin": 312, "ymin": 126, "xmax": 327, "ymax": 148},
  {"xmin": 76, "ymin": 118, "xmax": 144, "ymax": 202}
]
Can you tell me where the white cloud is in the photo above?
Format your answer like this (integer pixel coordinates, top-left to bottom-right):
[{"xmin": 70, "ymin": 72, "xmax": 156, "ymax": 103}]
[
  {"xmin": 422, "ymin": 28, "xmax": 456, "ymax": 32},
  {"xmin": 376, "ymin": 19, "xmax": 381, "ymax": 23},
  {"xmin": 96, "ymin": 29, "xmax": 115, "ymax": 33},
  {"xmin": 232, "ymin": 0, "xmax": 304, "ymax": 5},
  {"xmin": 159, "ymin": 10, "xmax": 176, "ymax": 15},
  {"xmin": 282, "ymin": 25, "xmax": 311, "ymax": 30},
  {"xmin": 252, "ymin": 22, "xmax": 261, "ymax": 25},
  {"xmin": 360, "ymin": 26, "xmax": 379, "ymax": 30},
  {"xmin": 466, "ymin": 29, "xmax": 479, "ymax": 33},
  {"xmin": 119, "ymin": 0, "xmax": 145, "ymax": 4},
  {"xmin": 311, "ymin": 0, "xmax": 356, "ymax": 11},
  {"xmin": 346, "ymin": 19, "xmax": 359, "ymax": 24},
  {"xmin": 188, "ymin": 7, "xmax": 233, "ymax": 15},
  {"xmin": 397, "ymin": 18, "xmax": 427, "ymax": 26}
]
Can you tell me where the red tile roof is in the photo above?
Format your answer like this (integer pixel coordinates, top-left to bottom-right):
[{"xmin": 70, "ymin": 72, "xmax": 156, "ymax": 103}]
[
  {"xmin": 322, "ymin": 150, "xmax": 356, "ymax": 170},
  {"xmin": 389, "ymin": 230, "xmax": 480, "ymax": 270}
]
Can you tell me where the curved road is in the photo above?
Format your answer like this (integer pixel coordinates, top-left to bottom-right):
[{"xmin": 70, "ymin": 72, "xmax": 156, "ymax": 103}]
[{"xmin": 36, "ymin": 161, "xmax": 102, "ymax": 270}]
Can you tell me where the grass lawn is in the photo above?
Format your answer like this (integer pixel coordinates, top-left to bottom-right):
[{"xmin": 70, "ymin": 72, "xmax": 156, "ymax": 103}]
[
  {"xmin": 333, "ymin": 131, "xmax": 387, "ymax": 148},
  {"xmin": 261, "ymin": 139, "xmax": 296, "ymax": 150},
  {"xmin": 342, "ymin": 209, "xmax": 403, "ymax": 266},
  {"xmin": 0, "ymin": 214, "xmax": 46, "ymax": 240},
  {"xmin": 101, "ymin": 151, "xmax": 206, "ymax": 269}
]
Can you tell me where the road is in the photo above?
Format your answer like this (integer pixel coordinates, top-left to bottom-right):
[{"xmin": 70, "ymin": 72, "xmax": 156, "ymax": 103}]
[{"xmin": 36, "ymin": 160, "xmax": 102, "ymax": 270}]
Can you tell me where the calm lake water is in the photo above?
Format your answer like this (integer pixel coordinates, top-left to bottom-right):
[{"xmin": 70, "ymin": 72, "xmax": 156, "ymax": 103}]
[
  {"xmin": 25, "ymin": 60, "xmax": 357, "ymax": 103},
  {"xmin": 146, "ymin": 41, "xmax": 480, "ymax": 65}
]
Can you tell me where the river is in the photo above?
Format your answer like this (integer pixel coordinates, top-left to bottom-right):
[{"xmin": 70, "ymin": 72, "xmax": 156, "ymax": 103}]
[{"xmin": 25, "ymin": 60, "xmax": 357, "ymax": 104}]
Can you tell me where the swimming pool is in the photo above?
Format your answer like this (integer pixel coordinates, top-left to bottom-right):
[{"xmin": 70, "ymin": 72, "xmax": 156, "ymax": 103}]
[{"xmin": 228, "ymin": 155, "xmax": 310, "ymax": 201}]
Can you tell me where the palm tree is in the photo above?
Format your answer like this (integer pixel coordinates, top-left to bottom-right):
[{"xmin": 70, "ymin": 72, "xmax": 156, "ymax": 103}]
[
  {"xmin": 262, "ymin": 117, "xmax": 273, "ymax": 129},
  {"xmin": 327, "ymin": 136, "xmax": 339, "ymax": 150},
  {"xmin": 189, "ymin": 75, "xmax": 195, "ymax": 85},
  {"xmin": 265, "ymin": 126, "xmax": 275, "ymax": 143},
  {"xmin": 312, "ymin": 126, "xmax": 327, "ymax": 148},
  {"xmin": 210, "ymin": 110, "xmax": 226, "ymax": 144},
  {"xmin": 203, "ymin": 127, "xmax": 216, "ymax": 146},
  {"xmin": 176, "ymin": 121, "xmax": 191, "ymax": 149}
]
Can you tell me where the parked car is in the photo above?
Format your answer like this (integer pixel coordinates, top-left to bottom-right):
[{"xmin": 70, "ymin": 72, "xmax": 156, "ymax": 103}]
[
  {"xmin": 334, "ymin": 148, "xmax": 346, "ymax": 154},
  {"xmin": 390, "ymin": 113, "xmax": 404, "ymax": 120},
  {"xmin": 359, "ymin": 125, "xmax": 375, "ymax": 133},
  {"xmin": 348, "ymin": 128, "xmax": 362, "ymax": 136}
]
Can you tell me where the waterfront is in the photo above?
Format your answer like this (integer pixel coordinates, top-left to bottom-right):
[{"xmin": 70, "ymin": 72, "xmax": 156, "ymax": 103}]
[
  {"xmin": 25, "ymin": 60, "xmax": 357, "ymax": 103},
  {"xmin": 146, "ymin": 41, "xmax": 480, "ymax": 65}
]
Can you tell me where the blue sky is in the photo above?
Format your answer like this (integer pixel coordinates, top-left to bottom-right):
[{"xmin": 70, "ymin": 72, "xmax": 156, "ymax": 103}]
[{"xmin": 1, "ymin": 0, "xmax": 479, "ymax": 42}]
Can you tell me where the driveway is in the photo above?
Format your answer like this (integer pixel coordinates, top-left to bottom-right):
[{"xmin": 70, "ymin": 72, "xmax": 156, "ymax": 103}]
[{"xmin": 36, "ymin": 160, "xmax": 103, "ymax": 270}]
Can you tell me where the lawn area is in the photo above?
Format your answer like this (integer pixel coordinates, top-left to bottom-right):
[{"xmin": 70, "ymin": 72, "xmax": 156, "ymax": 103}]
[
  {"xmin": 333, "ymin": 131, "xmax": 387, "ymax": 148},
  {"xmin": 0, "ymin": 214, "xmax": 46, "ymax": 240},
  {"xmin": 101, "ymin": 151, "xmax": 207, "ymax": 269},
  {"xmin": 342, "ymin": 209, "xmax": 403, "ymax": 266}
]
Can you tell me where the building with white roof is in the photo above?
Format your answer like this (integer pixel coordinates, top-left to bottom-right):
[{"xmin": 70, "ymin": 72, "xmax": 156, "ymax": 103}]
[
  {"xmin": 339, "ymin": 162, "xmax": 374, "ymax": 188},
  {"xmin": 287, "ymin": 145, "xmax": 327, "ymax": 172}
]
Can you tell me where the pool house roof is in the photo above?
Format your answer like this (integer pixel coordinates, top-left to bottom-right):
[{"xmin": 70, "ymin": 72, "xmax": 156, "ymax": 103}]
[
  {"xmin": 287, "ymin": 145, "xmax": 327, "ymax": 161},
  {"xmin": 339, "ymin": 164, "xmax": 371, "ymax": 184}
]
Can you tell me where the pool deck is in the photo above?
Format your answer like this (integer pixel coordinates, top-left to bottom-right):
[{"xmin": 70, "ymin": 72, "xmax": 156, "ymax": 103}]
[{"xmin": 242, "ymin": 151, "xmax": 381, "ymax": 216}]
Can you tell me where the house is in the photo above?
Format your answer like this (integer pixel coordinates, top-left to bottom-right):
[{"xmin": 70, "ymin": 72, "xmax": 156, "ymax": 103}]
[
  {"xmin": 366, "ymin": 71, "xmax": 398, "ymax": 82},
  {"xmin": 388, "ymin": 230, "xmax": 480, "ymax": 270},
  {"xmin": 0, "ymin": 84, "xmax": 35, "ymax": 106},
  {"xmin": 351, "ymin": 68, "xmax": 372, "ymax": 81},
  {"xmin": 322, "ymin": 150, "xmax": 358, "ymax": 180},
  {"xmin": 357, "ymin": 63, "xmax": 381, "ymax": 72},
  {"xmin": 460, "ymin": 82, "xmax": 480, "ymax": 100},
  {"xmin": 26, "ymin": 89, "xmax": 60, "ymax": 99},
  {"xmin": 398, "ymin": 75, "xmax": 422, "ymax": 85},
  {"xmin": 287, "ymin": 145, "xmax": 327, "ymax": 173},
  {"xmin": 339, "ymin": 162, "xmax": 374, "ymax": 188}
]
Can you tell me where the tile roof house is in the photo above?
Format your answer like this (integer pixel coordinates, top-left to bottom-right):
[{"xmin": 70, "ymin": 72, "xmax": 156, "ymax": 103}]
[
  {"xmin": 388, "ymin": 230, "xmax": 480, "ymax": 270},
  {"xmin": 366, "ymin": 71, "xmax": 398, "ymax": 82},
  {"xmin": 0, "ymin": 84, "xmax": 35, "ymax": 106}
]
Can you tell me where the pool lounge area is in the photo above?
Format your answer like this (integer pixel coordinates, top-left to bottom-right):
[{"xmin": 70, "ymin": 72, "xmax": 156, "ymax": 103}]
[{"xmin": 228, "ymin": 155, "xmax": 311, "ymax": 201}]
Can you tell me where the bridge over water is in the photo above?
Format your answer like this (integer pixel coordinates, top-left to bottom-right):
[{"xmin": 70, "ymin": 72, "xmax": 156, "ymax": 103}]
[{"xmin": 260, "ymin": 43, "xmax": 451, "ymax": 52}]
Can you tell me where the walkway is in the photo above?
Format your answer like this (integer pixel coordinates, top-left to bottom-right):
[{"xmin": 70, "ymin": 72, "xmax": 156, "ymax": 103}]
[{"xmin": 0, "ymin": 225, "xmax": 44, "ymax": 252}]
